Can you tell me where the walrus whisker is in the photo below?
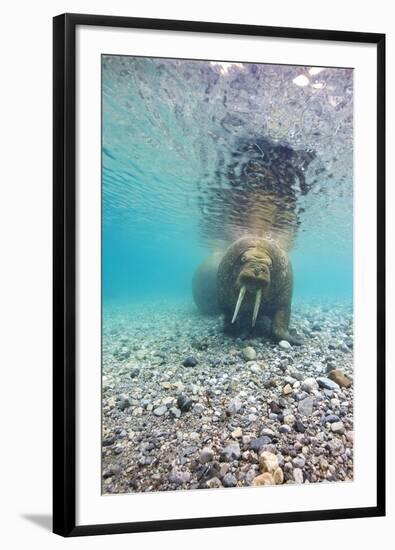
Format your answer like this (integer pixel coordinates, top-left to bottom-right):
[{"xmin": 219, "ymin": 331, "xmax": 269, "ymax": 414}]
[
  {"xmin": 252, "ymin": 289, "xmax": 262, "ymax": 327},
  {"xmin": 232, "ymin": 285, "xmax": 246, "ymax": 323}
]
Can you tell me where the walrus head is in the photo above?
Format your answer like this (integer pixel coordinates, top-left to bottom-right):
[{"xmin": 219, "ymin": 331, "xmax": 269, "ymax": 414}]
[
  {"xmin": 217, "ymin": 237, "xmax": 287, "ymax": 328},
  {"xmin": 232, "ymin": 245, "xmax": 273, "ymax": 327}
]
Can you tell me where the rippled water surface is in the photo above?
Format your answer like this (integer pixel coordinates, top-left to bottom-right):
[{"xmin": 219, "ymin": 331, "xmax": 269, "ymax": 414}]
[{"xmin": 102, "ymin": 56, "xmax": 353, "ymax": 303}]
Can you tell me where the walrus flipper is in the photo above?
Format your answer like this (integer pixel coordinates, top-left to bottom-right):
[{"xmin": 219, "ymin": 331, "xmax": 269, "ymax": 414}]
[
  {"xmin": 271, "ymin": 306, "xmax": 303, "ymax": 346},
  {"xmin": 270, "ymin": 267, "xmax": 303, "ymax": 345}
]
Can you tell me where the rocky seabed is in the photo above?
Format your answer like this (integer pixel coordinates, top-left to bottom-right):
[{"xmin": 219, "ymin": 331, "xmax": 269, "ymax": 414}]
[{"xmin": 102, "ymin": 301, "xmax": 354, "ymax": 494}]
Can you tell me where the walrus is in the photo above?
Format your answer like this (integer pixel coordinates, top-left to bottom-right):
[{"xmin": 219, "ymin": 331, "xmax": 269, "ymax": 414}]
[
  {"xmin": 217, "ymin": 236, "xmax": 302, "ymax": 345},
  {"xmin": 192, "ymin": 252, "xmax": 223, "ymax": 315}
]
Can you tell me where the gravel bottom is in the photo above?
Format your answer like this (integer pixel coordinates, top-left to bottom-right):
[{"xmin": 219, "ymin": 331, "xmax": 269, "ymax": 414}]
[{"xmin": 102, "ymin": 300, "xmax": 354, "ymax": 494}]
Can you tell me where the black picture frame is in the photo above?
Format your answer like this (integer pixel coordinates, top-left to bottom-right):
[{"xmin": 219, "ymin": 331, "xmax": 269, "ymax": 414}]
[{"xmin": 53, "ymin": 12, "xmax": 386, "ymax": 537}]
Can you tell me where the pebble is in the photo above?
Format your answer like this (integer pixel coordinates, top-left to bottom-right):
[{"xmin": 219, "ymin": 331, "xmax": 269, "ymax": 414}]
[
  {"xmin": 328, "ymin": 369, "xmax": 353, "ymax": 388},
  {"xmin": 118, "ymin": 395, "xmax": 132, "ymax": 410},
  {"xmin": 200, "ymin": 447, "xmax": 215, "ymax": 463},
  {"xmin": 130, "ymin": 367, "xmax": 140, "ymax": 378},
  {"xmin": 103, "ymin": 463, "xmax": 122, "ymax": 478},
  {"xmin": 259, "ymin": 451, "xmax": 279, "ymax": 473},
  {"xmin": 182, "ymin": 356, "xmax": 198, "ymax": 367},
  {"xmin": 252, "ymin": 472, "xmax": 274, "ymax": 486},
  {"xmin": 261, "ymin": 428, "xmax": 276, "ymax": 438},
  {"xmin": 293, "ymin": 456, "xmax": 306, "ymax": 469},
  {"xmin": 283, "ymin": 384, "xmax": 293, "ymax": 396},
  {"xmin": 346, "ymin": 431, "xmax": 354, "ymax": 442},
  {"xmin": 102, "ymin": 435, "xmax": 116, "ymax": 447},
  {"xmin": 269, "ymin": 401, "xmax": 282, "ymax": 414},
  {"xmin": 163, "ymin": 396, "xmax": 174, "ymax": 407},
  {"xmin": 301, "ymin": 377, "xmax": 318, "ymax": 393},
  {"xmin": 246, "ymin": 467, "xmax": 259, "ymax": 485},
  {"xmin": 331, "ymin": 421, "xmax": 345, "ymax": 434},
  {"xmin": 295, "ymin": 419, "xmax": 307, "ymax": 433},
  {"xmin": 250, "ymin": 436, "xmax": 272, "ymax": 453},
  {"xmin": 206, "ymin": 477, "xmax": 222, "ymax": 489},
  {"xmin": 169, "ymin": 407, "xmax": 181, "ymax": 418},
  {"xmin": 279, "ymin": 340, "xmax": 292, "ymax": 349},
  {"xmin": 242, "ymin": 346, "xmax": 256, "ymax": 361},
  {"xmin": 153, "ymin": 405, "xmax": 167, "ymax": 416},
  {"xmin": 325, "ymin": 414, "xmax": 340, "ymax": 423},
  {"xmin": 193, "ymin": 403, "xmax": 205, "ymax": 415},
  {"xmin": 222, "ymin": 473, "xmax": 238, "ymax": 487},
  {"xmin": 317, "ymin": 377, "xmax": 340, "ymax": 391},
  {"xmin": 169, "ymin": 469, "xmax": 191, "ymax": 485},
  {"xmin": 283, "ymin": 414, "xmax": 296, "ymax": 426},
  {"xmin": 250, "ymin": 363, "xmax": 261, "ymax": 375},
  {"xmin": 298, "ymin": 396, "xmax": 314, "ymax": 416},
  {"xmin": 226, "ymin": 397, "xmax": 242, "ymax": 416},
  {"xmin": 328, "ymin": 439, "xmax": 345, "ymax": 456},
  {"xmin": 221, "ymin": 442, "xmax": 241, "ymax": 461},
  {"xmin": 273, "ymin": 467, "xmax": 284, "ymax": 484},
  {"xmin": 231, "ymin": 427, "xmax": 243, "ymax": 439},
  {"xmin": 279, "ymin": 425, "xmax": 292, "ymax": 434},
  {"xmin": 177, "ymin": 394, "xmax": 193, "ymax": 412},
  {"xmin": 293, "ymin": 468, "xmax": 304, "ymax": 484}
]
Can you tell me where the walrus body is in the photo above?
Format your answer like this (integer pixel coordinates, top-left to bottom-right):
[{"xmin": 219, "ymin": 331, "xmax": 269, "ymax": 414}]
[
  {"xmin": 217, "ymin": 237, "xmax": 301, "ymax": 345},
  {"xmin": 192, "ymin": 252, "xmax": 223, "ymax": 315}
]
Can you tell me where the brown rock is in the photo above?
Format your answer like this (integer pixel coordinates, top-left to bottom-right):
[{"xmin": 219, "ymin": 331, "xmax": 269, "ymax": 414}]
[
  {"xmin": 251, "ymin": 472, "xmax": 275, "ymax": 486},
  {"xmin": 273, "ymin": 467, "xmax": 284, "ymax": 485},
  {"xmin": 328, "ymin": 369, "xmax": 352, "ymax": 388},
  {"xmin": 259, "ymin": 451, "xmax": 279, "ymax": 473}
]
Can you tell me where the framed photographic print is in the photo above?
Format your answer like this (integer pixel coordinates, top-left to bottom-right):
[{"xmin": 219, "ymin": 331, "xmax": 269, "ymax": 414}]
[{"xmin": 53, "ymin": 13, "xmax": 385, "ymax": 536}]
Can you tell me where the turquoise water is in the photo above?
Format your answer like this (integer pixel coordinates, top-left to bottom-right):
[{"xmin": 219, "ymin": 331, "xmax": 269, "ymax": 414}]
[{"xmin": 102, "ymin": 56, "xmax": 353, "ymax": 306}]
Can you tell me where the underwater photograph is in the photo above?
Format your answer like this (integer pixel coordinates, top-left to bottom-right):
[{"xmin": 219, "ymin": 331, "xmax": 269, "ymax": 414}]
[{"xmin": 101, "ymin": 55, "xmax": 354, "ymax": 494}]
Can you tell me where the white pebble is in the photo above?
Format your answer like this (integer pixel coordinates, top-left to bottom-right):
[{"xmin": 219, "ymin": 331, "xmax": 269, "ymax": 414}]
[{"xmin": 279, "ymin": 340, "xmax": 291, "ymax": 349}]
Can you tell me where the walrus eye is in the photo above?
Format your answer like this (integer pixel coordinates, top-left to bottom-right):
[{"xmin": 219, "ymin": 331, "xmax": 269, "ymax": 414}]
[{"xmin": 241, "ymin": 254, "xmax": 248, "ymax": 263}]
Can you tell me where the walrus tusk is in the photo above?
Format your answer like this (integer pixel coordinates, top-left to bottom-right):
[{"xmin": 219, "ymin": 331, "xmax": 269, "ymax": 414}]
[
  {"xmin": 232, "ymin": 285, "xmax": 246, "ymax": 323},
  {"xmin": 252, "ymin": 289, "xmax": 262, "ymax": 327}
]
